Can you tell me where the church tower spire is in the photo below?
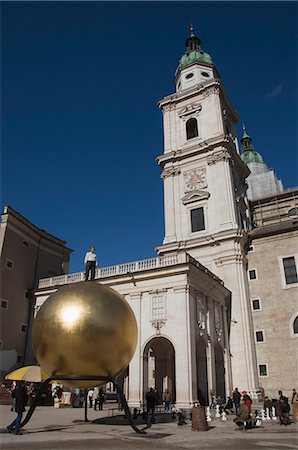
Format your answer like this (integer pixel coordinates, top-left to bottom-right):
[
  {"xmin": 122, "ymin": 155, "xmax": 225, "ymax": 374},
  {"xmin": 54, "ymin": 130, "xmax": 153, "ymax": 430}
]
[
  {"xmin": 186, "ymin": 24, "xmax": 201, "ymax": 51},
  {"xmin": 157, "ymin": 28, "xmax": 258, "ymax": 394},
  {"xmin": 175, "ymin": 25, "xmax": 214, "ymax": 93}
]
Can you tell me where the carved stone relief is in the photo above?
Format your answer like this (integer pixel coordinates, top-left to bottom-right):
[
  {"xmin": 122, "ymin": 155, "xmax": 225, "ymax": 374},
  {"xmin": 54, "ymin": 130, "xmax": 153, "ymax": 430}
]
[
  {"xmin": 178, "ymin": 103, "xmax": 202, "ymax": 121},
  {"xmin": 161, "ymin": 166, "xmax": 181, "ymax": 179},
  {"xmin": 202, "ymin": 86, "xmax": 220, "ymax": 98},
  {"xmin": 207, "ymin": 150, "xmax": 231, "ymax": 165}
]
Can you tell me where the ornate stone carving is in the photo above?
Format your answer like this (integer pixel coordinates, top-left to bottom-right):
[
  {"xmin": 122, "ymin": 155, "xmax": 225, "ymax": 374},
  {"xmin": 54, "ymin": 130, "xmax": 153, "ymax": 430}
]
[
  {"xmin": 151, "ymin": 319, "xmax": 166, "ymax": 335},
  {"xmin": 207, "ymin": 150, "xmax": 231, "ymax": 165},
  {"xmin": 161, "ymin": 166, "xmax": 181, "ymax": 179},
  {"xmin": 202, "ymin": 86, "xmax": 220, "ymax": 98},
  {"xmin": 162, "ymin": 103, "xmax": 176, "ymax": 112},
  {"xmin": 178, "ymin": 103, "xmax": 202, "ymax": 121},
  {"xmin": 184, "ymin": 167, "xmax": 207, "ymax": 192}
]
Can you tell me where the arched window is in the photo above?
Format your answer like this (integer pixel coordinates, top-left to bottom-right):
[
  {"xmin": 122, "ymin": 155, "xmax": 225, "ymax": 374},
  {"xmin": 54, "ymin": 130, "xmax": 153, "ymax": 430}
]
[
  {"xmin": 294, "ymin": 316, "xmax": 298, "ymax": 334},
  {"xmin": 288, "ymin": 207, "xmax": 298, "ymax": 216},
  {"xmin": 186, "ymin": 118, "xmax": 198, "ymax": 140}
]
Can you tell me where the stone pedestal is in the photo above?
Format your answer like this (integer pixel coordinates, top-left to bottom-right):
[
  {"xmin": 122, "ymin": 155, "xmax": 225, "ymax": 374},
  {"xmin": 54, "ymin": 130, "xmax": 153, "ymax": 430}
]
[{"xmin": 191, "ymin": 405, "xmax": 208, "ymax": 431}]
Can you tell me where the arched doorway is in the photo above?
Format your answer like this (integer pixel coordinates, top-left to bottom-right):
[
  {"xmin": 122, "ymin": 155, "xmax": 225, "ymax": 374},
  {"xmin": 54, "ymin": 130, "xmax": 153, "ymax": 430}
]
[
  {"xmin": 214, "ymin": 343, "xmax": 225, "ymax": 399},
  {"xmin": 196, "ymin": 337, "xmax": 208, "ymax": 405},
  {"xmin": 143, "ymin": 337, "xmax": 176, "ymax": 405}
]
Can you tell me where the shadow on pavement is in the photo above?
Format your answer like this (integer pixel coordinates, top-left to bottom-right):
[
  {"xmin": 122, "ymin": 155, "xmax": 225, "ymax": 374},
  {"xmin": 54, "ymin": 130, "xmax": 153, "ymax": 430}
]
[{"xmin": 92, "ymin": 413, "xmax": 176, "ymax": 426}]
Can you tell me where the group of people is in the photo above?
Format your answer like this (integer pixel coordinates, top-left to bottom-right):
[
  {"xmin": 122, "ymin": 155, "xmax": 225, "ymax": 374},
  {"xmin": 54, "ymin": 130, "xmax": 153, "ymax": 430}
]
[
  {"xmin": 263, "ymin": 389, "xmax": 297, "ymax": 426},
  {"xmin": 144, "ymin": 387, "xmax": 172, "ymax": 428},
  {"xmin": 233, "ymin": 388, "xmax": 298, "ymax": 430},
  {"xmin": 87, "ymin": 387, "xmax": 105, "ymax": 410}
]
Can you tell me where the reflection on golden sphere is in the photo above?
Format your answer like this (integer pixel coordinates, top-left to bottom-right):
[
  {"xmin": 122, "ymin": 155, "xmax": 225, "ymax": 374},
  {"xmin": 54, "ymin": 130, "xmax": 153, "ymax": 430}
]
[{"xmin": 32, "ymin": 282, "xmax": 138, "ymax": 388}]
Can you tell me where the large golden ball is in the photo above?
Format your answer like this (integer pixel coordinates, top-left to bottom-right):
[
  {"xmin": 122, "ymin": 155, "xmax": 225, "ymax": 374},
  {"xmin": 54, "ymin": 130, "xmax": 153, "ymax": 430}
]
[{"xmin": 32, "ymin": 282, "xmax": 137, "ymax": 388}]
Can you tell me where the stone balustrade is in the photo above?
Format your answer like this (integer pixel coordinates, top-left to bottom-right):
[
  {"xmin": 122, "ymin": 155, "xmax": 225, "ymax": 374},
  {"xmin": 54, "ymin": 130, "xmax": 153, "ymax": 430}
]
[{"xmin": 38, "ymin": 253, "xmax": 184, "ymax": 288}]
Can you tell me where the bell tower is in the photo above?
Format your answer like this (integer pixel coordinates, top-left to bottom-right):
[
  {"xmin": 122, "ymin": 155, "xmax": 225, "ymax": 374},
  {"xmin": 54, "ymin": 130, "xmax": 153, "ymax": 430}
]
[{"xmin": 156, "ymin": 26, "xmax": 258, "ymax": 393}]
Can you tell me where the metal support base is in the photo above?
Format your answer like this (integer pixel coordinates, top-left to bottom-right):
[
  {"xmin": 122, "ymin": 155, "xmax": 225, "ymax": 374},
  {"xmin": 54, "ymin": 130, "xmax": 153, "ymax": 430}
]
[{"xmin": 20, "ymin": 375, "xmax": 146, "ymax": 434}]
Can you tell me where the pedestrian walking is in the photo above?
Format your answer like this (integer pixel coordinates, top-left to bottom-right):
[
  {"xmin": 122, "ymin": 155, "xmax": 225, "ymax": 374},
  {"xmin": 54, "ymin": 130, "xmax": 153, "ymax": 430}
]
[
  {"xmin": 145, "ymin": 387, "xmax": 157, "ymax": 428},
  {"xmin": 7, "ymin": 381, "xmax": 28, "ymax": 435}
]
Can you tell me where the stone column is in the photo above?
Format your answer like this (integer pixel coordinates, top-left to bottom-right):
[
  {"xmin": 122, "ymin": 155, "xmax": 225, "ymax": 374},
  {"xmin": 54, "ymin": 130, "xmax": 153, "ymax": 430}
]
[
  {"xmin": 222, "ymin": 304, "xmax": 233, "ymax": 397},
  {"xmin": 173, "ymin": 286, "xmax": 194, "ymax": 407},
  {"xmin": 127, "ymin": 293, "xmax": 143, "ymax": 408},
  {"xmin": 206, "ymin": 303, "xmax": 216, "ymax": 401}
]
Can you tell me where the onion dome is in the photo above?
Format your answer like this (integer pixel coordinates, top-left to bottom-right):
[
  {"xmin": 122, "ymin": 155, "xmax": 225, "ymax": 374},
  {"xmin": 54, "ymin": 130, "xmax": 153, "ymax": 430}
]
[
  {"xmin": 176, "ymin": 25, "xmax": 213, "ymax": 74},
  {"xmin": 240, "ymin": 124, "xmax": 264, "ymax": 164}
]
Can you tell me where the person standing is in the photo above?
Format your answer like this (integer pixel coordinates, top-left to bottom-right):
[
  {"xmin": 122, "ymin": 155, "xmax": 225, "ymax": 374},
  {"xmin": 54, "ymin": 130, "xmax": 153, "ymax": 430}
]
[
  {"xmin": 93, "ymin": 387, "xmax": 99, "ymax": 410},
  {"xmin": 7, "ymin": 381, "xmax": 28, "ymax": 435},
  {"xmin": 242, "ymin": 390, "xmax": 252, "ymax": 413},
  {"xmin": 162, "ymin": 389, "xmax": 171, "ymax": 412},
  {"xmin": 84, "ymin": 246, "xmax": 97, "ymax": 281},
  {"xmin": 98, "ymin": 387, "xmax": 105, "ymax": 411},
  {"xmin": 145, "ymin": 387, "xmax": 157, "ymax": 428},
  {"xmin": 232, "ymin": 387, "xmax": 241, "ymax": 413},
  {"xmin": 291, "ymin": 388, "xmax": 298, "ymax": 405},
  {"xmin": 88, "ymin": 389, "xmax": 94, "ymax": 408}
]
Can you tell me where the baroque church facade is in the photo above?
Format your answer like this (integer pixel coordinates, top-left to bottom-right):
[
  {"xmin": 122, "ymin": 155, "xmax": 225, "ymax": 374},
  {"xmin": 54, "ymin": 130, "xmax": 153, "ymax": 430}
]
[{"xmin": 26, "ymin": 28, "xmax": 297, "ymax": 404}]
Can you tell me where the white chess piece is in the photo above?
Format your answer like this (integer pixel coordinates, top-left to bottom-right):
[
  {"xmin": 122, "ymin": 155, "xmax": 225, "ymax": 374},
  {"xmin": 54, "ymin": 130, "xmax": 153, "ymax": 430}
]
[
  {"xmin": 256, "ymin": 418, "xmax": 262, "ymax": 427},
  {"xmin": 266, "ymin": 407, "xmax": 271, "ymax": 420},
  {"xmin": 221, "ymin": 411, "xmax": 227, "ymax": 421},
  {"xmin": 261, "ymin": 409, "xmax": 266, "ymax": 420},
  {"xmin": 215, "ymin": 405, "xmax": 221, "ymax": 418},
  {"xmin": 206, "ymin": 406, "xmax": 212, "ymax": 422},
  {"xmin": 271, "ymin": 406, "xmax": 277, "ymax": 421}
]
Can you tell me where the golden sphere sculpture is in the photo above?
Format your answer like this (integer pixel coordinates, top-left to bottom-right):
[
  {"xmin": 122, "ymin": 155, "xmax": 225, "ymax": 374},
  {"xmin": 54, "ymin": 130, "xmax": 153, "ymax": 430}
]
[{"xmin": 32, "ymin": 282, "xmax": 138, "ymax": 388}]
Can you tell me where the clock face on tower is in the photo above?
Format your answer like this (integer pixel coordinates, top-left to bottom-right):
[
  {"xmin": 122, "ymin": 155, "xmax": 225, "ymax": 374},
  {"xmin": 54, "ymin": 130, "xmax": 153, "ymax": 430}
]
[{"xmin": 184, "ymin": 168, "xmax": 207, "ymax": 192}]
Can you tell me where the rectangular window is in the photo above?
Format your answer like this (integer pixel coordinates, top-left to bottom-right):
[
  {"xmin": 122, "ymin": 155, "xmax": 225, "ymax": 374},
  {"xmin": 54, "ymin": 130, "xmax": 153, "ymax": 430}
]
[
  {"xmin": 17, "ymin": 355, "xmax": 22, "ymax": 363},
  {"xmin": 252, "ymin": 299, "xmax": 261, "ymax": 311},
  {"xmin": 152, "ymin": 294, "xmax": 165, "ymax": 320},
  {"xmin": 255, "ymin": 330, "xmax": 264, "ymax": 342},
  {"xmin": 20, "ymin": 324, "xmax": 27, "ymax": 333},
  {"xmin": 1, "ymin": 299, "xmax": 8, "ymax": 309},
  {"xmin": 283, "ymin": 257, "xmax": 298, "ymax": 284},
  {"xmin": 5, "ymin": 259, "xmax": 14, "ymax": 270},
  {"xmin": 191, "ymin": 207, "xmax": 205, "ymax": 232},
  {"xmin": 259, "ymin": 364, "xmax": 268, "ymax": 377},
  {"xmin": 249, "ymin": 269, "xmax": 257, "ymax": 280}
]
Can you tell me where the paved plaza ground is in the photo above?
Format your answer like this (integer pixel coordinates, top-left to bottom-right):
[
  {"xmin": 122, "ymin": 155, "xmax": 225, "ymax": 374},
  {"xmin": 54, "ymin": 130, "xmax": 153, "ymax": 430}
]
[{"xmin": 0, "ymin": 404, "xmax": 297, "ymax": 450}]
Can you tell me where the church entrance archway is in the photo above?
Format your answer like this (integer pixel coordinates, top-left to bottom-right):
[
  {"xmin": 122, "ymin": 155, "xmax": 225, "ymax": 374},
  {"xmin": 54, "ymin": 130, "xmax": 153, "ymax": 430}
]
[
  {"xmin": 215, "ymin": 343, "xmax": 225, "ymax": 399},
  {"xmin": 196, "ymin": 337, "xmax": 208, "ymax": 405},
  {"xmin": 143, "ymin": 337, "xmax": 176, "ymax": 405}
]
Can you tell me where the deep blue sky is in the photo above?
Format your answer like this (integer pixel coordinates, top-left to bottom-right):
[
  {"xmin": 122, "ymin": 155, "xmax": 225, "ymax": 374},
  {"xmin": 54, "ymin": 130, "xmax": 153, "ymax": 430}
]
[{"xmin": 2, "ymin": 2, "xmax": 297, "ymax": 273}]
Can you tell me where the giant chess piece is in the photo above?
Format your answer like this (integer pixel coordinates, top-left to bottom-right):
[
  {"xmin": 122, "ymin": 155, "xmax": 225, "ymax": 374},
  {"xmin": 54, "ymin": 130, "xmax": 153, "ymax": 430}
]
[{"xmin": 32, "ymin": 282, "xmax": 138, "ymax": 388}]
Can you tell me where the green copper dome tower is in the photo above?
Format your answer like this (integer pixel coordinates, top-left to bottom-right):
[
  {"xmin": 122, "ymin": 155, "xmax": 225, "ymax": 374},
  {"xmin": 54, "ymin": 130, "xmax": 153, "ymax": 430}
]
[
  {"xmin": 240, "ymin": 124, "xmax": 283, "ymax": 200},
  {"xmin": 240, "ymin": 125, "xmax": 264, "ymax": 164},
  {"xmin": 175, "ymin": 25, "xmax": 215, "ymax": 93}
]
